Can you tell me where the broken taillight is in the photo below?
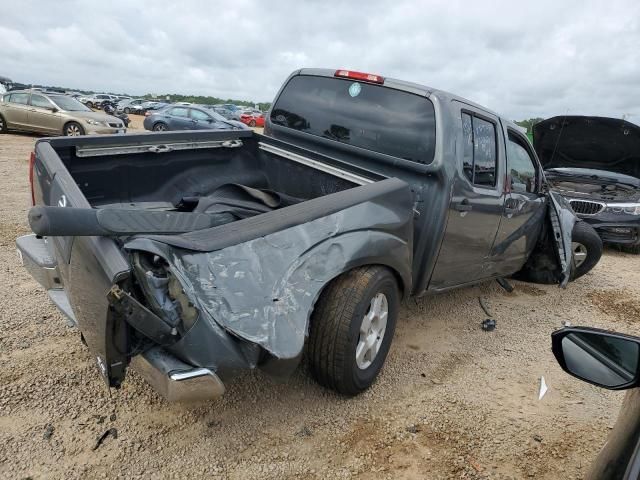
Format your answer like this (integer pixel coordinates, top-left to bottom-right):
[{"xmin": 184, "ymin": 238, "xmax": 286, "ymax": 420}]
[
  {"xmin": 29, "ymin": 151, "xmax": 36, "ymax": 206},
  {"xmin": 334, "ymin": 69, "xmax": 385, "ymax": 84}
]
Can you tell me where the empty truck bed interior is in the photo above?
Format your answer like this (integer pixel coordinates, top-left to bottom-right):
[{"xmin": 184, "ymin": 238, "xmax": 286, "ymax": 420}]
[{"xmin": 58, "ymin": 138, "xmax": 363, "ymax": 209}]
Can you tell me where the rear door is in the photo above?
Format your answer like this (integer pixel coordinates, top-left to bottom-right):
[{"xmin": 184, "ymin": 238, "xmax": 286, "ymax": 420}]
[
  {"xmin": 28, "ymin": 94, "xmax": 62, "ymax": 134},
  {"xmin": 429, "ymin": 104, "xmax": 507, "ymax": 289},
  {"xmin": 491, "ymin": 129, "xmax": 545, "ymax": 275},
  {"xmin": 2, "ymin": 92, "xmax": 31, "ymax": 129},
  {"xmin": 166, "ymin": 107, "xmax": 192, "ymax": 130}
]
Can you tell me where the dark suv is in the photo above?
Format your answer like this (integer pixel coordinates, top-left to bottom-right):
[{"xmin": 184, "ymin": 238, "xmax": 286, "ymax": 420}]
[{"xmin": 534, "ymin": 116, "xmax": 640, "ymax": 253}]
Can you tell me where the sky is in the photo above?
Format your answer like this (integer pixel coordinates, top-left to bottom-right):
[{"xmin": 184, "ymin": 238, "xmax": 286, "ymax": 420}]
[{"xmin": 1, "ymin": 0, "xmax": 639, "ymax": 121}]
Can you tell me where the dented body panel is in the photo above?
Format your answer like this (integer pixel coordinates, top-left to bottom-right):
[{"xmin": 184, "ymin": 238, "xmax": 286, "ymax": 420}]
[{"xmin": 125, "ymin": 179, "xmax": 413, "ymax": 369}]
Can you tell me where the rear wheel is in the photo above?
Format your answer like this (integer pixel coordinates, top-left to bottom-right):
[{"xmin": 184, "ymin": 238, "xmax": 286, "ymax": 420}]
[
  {"xmin": 86, "ymin": 101, "xmax": 94, "ymax": 109},
  {"xmin": 64, "ymin": 122, "xmax": 84, "ymax": 136},
  {"xmin": 249, "ymin": 119, "xmax": 256, "ymax": 127},
  {"xmin": 308, "ymin": 266, "xmax": 399, "ymax": 395},
  {"xmin": 124, "ymin": 107, "xmax": 130, "ymax": 114},
  {"xmin": 0, "ymin": 114, "xmax": 7, "ymax": 133},
  {"xmin": 153, "ymin": 122, "xmax": 168, "ymax": 131}
]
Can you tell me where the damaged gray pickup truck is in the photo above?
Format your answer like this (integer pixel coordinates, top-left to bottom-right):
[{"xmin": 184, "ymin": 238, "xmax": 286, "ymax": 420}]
[{"xmin": 17, "ymin": 68, "xmax": 603, "ymax": 401}]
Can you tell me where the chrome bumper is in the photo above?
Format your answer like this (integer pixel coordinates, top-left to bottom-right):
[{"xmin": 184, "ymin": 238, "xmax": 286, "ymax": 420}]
[
  {"xmin": 131, "ymin": 347, "xmax": 225, "ymax": 402},
  {"xmin": 16, "ymin": 234, "xmax": 77, "ymax": 326}
]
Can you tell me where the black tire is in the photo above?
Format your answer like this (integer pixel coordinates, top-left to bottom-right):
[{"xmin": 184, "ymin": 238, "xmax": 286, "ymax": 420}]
[
  {"xmin": 308, "ymin": 265, "xmax": 399, "ymax": 395},
  {"xmin": 124, "ymin": 107, "xmax": 130, "ymax": 114},
  {"xmin": 0, "ymin": 114, "xmax": 7, "ymax": 133},
  {"xmin": 63, "ymin": 122, "xmax": 84, "ymax": 136},
  {"xmin": 152, "ymin": 122, "xmax": 168, "ymax": 132},
  {"xmin": 249, "ymin": 119, "xmax": 256, "ymax": 127},
  {"xmin": 86, "ymin": 101, "xmax": 94, "ymax": 109},
  {"xmin": 570, "ymin": 221, "xmax": 602, "ymax": 280}
]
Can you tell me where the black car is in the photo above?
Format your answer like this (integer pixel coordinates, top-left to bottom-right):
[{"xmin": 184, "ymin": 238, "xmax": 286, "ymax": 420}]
[
  {"xmin": 553, "ymin": 326, "xmax": 640, "ymax": 479},
  {"xmin": 534, "ymin": 116, "xmax": 640, "ymax": 253}
]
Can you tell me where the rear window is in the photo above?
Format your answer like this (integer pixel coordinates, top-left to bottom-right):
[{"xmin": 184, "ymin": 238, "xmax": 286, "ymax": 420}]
[{"xmin": 270, "ymin": 75, "xmax": 436, "ymax": 164}]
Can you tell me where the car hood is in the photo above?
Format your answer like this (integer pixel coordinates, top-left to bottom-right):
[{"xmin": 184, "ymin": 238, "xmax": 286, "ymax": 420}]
[
  {"xmin": 70, "ymin": 110, "xmax": 123, "ymax": 124},
  {"xmin": 533, "ymin": 116, "xmax": 640, "ymax": 179}
]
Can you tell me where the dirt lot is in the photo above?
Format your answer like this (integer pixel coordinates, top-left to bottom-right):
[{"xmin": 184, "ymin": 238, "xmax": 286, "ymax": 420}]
[{"xmin": 1, "ymin": 125, "xmax": 640, "ymax": 479}]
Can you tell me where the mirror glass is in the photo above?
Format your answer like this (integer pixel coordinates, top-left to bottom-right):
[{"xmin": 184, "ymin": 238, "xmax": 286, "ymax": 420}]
[{"xmin": 562, "ymin": 332, "xmax": 639, "ymax": 387}]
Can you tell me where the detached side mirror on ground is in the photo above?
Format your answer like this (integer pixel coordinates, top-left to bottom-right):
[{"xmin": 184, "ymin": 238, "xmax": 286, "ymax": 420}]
[{"xmin": 552, "ymin": 327, "xmax": 640, "ymax": 389}]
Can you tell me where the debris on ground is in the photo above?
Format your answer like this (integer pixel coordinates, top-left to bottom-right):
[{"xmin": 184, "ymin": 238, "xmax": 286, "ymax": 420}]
[
  {"xmin": 295, "ymin": 426, "xmax": 313, "ymax": 437},
  {"xmin": 481, "ymin": 319, "xmax": 496, "ymax": 331},
  {"xmin": 496, "ymin": 277, "xmax": 514, "ymax": 292},
  {"xmin": 533, "ymin": 434, "xmax": 543, "ymax": 442},
  {"xmin": 538, "ymin": 376, "xmax": 549, "ymax": 400},
  {"xmin": 406, "ymin": 424, "xmax": 419, "ymax": 434},
  {"xmin": 92, "ymin": 428, "xmax": 118, "ymax": 451},
  {"xmin": 478, "ymin": 296, "xmax": 492, "ymax": 317},
  {"xmin": 43, "ymin": 424, "xmax": 54, "ymax": 440}
]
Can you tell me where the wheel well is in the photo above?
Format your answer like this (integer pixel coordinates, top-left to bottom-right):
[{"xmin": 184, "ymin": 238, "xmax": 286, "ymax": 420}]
[{"xmin": 62, "ymin": 120, "xmax": 80, "ymax": 133}]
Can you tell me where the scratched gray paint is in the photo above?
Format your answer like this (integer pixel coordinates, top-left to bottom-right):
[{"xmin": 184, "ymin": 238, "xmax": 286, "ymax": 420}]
[{"xmin": 125, "ymin": 195, "xmax": 413, "ymax": 361}]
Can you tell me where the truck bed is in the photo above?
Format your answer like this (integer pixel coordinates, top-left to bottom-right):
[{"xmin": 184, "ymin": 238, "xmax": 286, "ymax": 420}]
[{"xmin": 25, "ymin": 130, "xmax": 414, "ymax": 395}]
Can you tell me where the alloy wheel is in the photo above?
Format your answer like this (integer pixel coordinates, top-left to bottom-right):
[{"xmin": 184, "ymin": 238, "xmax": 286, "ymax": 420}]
[{"xmin": 355, "ymin": 293, "xmax": 388, "ymax": 370}]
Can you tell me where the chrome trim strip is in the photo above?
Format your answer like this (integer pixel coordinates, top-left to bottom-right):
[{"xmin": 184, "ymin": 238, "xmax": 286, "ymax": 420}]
[
  {"xmin": 258, "ymin": 142, "xmax": 374, "ymax": 186},
  {"xmin": 75, "ymin": 140, "xmax": 243, "ymax": 157}
]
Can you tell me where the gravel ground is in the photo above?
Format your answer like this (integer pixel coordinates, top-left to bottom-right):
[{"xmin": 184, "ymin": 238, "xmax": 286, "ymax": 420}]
[{"xmin": 1, "ymin": 125, "xmax": 640, "ymax": 479}]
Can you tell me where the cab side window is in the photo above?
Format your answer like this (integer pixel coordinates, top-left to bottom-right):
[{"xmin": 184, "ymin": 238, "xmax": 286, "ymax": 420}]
[
  {"xmin": 190, "ymin": 109, "xmax": 210, "ymax": 121},
  {"xmin": 169, "ymin": 107, "xmax": 189, "ymax": 118},
  {"xmin": 507, "ymin": 133, "xmax": 537, "ymax": 193},
  {"xmin": 9, "ymin": 93, "xmax": 29, "ymax": 105},
  {"xmin": 31, "ymin": 94, "xmax": 53, "ymax": 109},
  {"xmin": 461, "ymin": 112, "xmax": 497, "ymax": 187}
]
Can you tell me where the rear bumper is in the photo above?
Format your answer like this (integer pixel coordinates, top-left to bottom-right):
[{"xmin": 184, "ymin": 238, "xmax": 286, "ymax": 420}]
[
  {"xmin": 131, "ymin": 347, "xmax": 225, "ymax": 402},
  {"xmin": 16, "ymin": 234, "xmax": 77, "ymax": 325},
  {"xmin": 17, "ymin": 234, "xmax": 225, "ymax": 402}
]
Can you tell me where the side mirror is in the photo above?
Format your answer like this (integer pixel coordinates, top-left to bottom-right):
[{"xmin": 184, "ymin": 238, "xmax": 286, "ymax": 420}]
[{"xmin": 552, "ymin": 327, "xmax": 640, "ymax": 390}]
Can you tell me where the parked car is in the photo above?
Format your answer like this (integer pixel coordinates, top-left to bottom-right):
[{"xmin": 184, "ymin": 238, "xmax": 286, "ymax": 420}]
[
  {"xmin": 79, "ymin": 93, "xmax": 119, "ymax": 109},
  {"xmin": 239, "ymin": 111, "xmax": 265, "ymax": 127},
  {"xmin": 534, "ymin": 116, "xmax": 640, "ymax": 253},
  {"xmin": 143, "ymin": 105, "xmax": 248, "ymax": 132},
  {"xmin": 139, "ymin": 101, "xmax": 169, "ymax": 114},
  {"xmin": 117, "ymin": 98, "xmax": 146, "ymax": 115},
  {"xmin": 0, "ymin": 89, "xmax": 126, "ymax": 136},
  {"xmin": 552, "ymin": 326, "xmax": 640, "ymax": 479},
  {"xmin": 18, "ymin": 68, "xmax": 600, "ymax": 403}
]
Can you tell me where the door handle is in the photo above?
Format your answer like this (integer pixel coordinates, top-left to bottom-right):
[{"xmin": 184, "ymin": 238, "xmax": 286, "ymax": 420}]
[{"xmin": 454, "ymin": 198, "xmax": 472, "ymax": 212}]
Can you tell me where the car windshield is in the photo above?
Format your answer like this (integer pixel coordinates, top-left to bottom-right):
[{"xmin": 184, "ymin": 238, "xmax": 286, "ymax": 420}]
[{"xmin": 50, "ymin": 95, "xmax": 91, "ymax": 112}]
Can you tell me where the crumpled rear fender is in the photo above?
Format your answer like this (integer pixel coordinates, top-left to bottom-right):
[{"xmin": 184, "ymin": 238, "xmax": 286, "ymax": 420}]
[{"xmin": 125, "ymin": 184, "xmax": 413, "ymax": 362}]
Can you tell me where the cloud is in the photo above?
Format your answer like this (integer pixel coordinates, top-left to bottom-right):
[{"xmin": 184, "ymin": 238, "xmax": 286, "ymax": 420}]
[{"xmin": 1, "ymin": 0, "xmax": 639, "ymax": 120}]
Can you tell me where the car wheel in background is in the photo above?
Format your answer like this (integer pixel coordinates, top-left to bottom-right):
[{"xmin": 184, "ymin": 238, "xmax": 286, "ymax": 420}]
[
  {"xmin": 570, "ymin": 221, "xmax": 602, "ymax": 280},
  {"xmin": 63, "ymin": 122, "xmax": 84, "ymax": 136},
  {"xmin": 124, "ymin": 107, "xmax": 130, "ymax": 114},
  {"xmin": 85, "ymin": 102, "xmax": 93, "ymax": 109},
  {"xmin": 308, "ymin": 265, "xmax": 399, "ymax": 395},
  {"xmin": 0, "ymin": 114, "xmax": 7, "ymax": 133},
  {"xmin": 249, "ymin": 119, "xmax": 256, "ymax": 127},
  {"xmin": 152, "ymin": 122, "xmax": 168, "ymax": 132}
]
